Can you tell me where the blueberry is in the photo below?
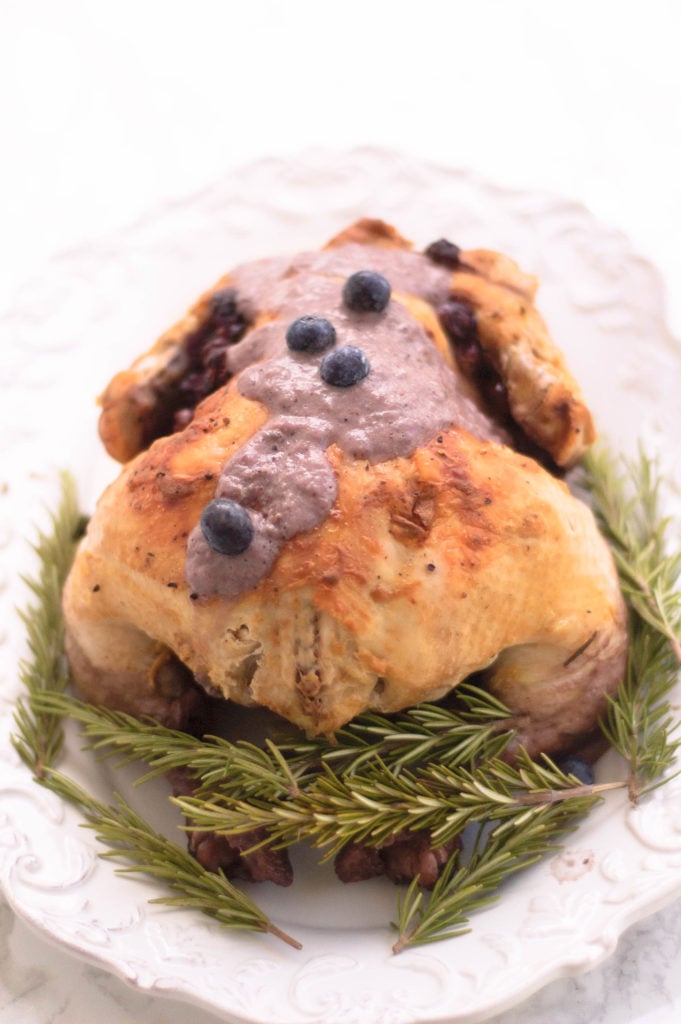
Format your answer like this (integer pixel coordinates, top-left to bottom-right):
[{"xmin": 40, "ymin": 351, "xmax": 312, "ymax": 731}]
[
  {"xmin": 425, "ymin": 238, "xmax": 462, "ymax": 268},
  {"xmin": 437, "ymin": 300, "xmax": 477, "ymax": 346},
  {"xmin": 342, "ymin": 271, "xmax": 391, "ymax": 313},
  {"xmin": 210, "ymin": 287, "xmax": 238, "ymax": 325},
  {"xmin": 200, "ymin": 499, "xmax": 253, "ymax": 556},
  {"xmin": 556, "ymin": 756, "xmax": 594, "ymax": 786},
  {"xmin": 320, "ymin": 345, "xmax": 370, "ymax": 387},
  {"xmin": 286, "ymin": 315, "xmax": 336, "ymax": 353}
]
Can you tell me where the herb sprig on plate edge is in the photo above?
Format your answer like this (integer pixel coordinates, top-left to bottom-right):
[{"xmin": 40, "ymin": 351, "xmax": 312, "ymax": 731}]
[{"xmin": 11, "ymin": 447, "xmax": 681, "ymax": 952}]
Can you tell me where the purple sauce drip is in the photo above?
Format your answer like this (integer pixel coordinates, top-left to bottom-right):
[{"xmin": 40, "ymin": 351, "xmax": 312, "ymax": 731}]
[{"xmin": 186, "ymin": 246, "xmax": 500, "ymax": 599}]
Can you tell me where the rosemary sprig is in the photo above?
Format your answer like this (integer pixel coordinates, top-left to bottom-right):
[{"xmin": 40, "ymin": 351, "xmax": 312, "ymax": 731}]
[
  {"xmin": 601, "ymin": 617, "xmax": 680, "ymax": 802},
  {"xmin": 172, "ymin": 752, "xmax": 604, "ymax": 952},
  {"xmin": 172, "ymin": 750, "xmax": 601, "ymax": 857},
  {"xmin": 29, "ymin": 687, "xmax": 513, "ymax": 791},
  {"xmin": 28, "ymin": 691, "xmax": 313, "ymax": 796},
  {"xmin": 392, "ymin": 801, "xmax": 587, "ymax": 952},
  {"xmin": 42, "ymin": 769, "xmax": 300, "ymax": 949},
  {"xmin": 12, "ymin": 472, "xmax": 84, "ymax": 778},
  {"xmin": 281, "ymin": 685, "xmax": 514, "ymax": 775},
  {"xmin": 582, "ymin": 446, "xmax": 681, "ymax": 801},
  {"xmin": 582, "ymin": 445, "xmax": 681, "ymax": 665}
]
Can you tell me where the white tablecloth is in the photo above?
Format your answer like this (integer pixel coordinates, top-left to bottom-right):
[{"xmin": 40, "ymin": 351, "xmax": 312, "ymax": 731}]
[{"xmin": 2, "ymin": 2, "xmax": 680, "ymax": 1022}]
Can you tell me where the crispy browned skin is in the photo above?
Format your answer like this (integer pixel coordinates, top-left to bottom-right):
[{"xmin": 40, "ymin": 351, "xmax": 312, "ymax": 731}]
[
  {"xmin": 66, "ymin": 221, "xmax": 624, "ymax": 759},
  {"xmin": 65, "ymin": 393, "xmax": 626, "ymax": 755},
  {"xmin": 449, "ymin": 255, "xmax": 594, "ymax": 466}
]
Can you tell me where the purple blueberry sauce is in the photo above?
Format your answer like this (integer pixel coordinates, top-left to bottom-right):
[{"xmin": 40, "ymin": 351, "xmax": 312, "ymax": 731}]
[{"xmin": 185, "ymin": 244, "xmax": 500, "ymax": 599}]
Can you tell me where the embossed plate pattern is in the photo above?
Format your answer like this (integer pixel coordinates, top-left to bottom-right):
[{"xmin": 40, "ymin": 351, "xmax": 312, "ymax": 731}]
[{"xmin": 1, "ymin": 148, "xmax": 680, "ymax": 1024}]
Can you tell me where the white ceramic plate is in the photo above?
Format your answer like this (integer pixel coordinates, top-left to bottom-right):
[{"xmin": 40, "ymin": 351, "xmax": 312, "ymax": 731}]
[{"xmin": 1, "ymin": 148, "xmax": 680, "ymax": 1024}]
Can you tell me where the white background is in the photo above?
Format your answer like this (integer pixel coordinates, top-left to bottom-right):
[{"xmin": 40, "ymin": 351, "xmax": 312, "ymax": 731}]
[
  {"xmin": 1, "ymin": 1, "xmax": 681, "ymax": 1022},
  {"xmin": 2, "ymin": 0, "xmax": 681, "ymax": 327}
]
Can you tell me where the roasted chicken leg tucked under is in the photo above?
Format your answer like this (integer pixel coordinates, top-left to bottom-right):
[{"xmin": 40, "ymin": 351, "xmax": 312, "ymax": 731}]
[{"xmin": 63, "ymin": 219, "xmax": 627, "ymax": 767}]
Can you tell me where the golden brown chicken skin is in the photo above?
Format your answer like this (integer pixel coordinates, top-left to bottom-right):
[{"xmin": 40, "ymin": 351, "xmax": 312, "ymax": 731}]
[{"xmin": 63, "ymin": 220, "xmax": 626, "ymax": 760}]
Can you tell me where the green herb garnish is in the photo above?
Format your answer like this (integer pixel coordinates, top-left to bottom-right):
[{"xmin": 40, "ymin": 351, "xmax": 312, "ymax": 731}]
[
  {"xmin": 12, "ymin": 443, "xmax": 681, "ymax": 952},
  {"xmin": 583, "ymin": 447, "xmax": 681, "ymax": 801},
  {"xmin": 12, "ymin": 472, "xmax": 83, "ymax": 778}
]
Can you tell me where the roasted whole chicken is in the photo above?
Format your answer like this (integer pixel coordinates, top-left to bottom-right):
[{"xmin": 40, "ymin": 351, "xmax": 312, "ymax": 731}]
[{"xmin": 62, "ymin": 220, "xmax": 627, "ymax": 881}]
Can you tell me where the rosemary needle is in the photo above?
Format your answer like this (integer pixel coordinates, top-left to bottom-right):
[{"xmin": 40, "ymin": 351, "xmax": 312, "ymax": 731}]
[{"xmin": 43, "ymin": 769, "xmax": 301, "ymax": 948}]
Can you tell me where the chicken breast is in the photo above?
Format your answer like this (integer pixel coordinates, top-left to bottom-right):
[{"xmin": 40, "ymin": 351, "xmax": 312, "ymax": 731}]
[{"xmin": 63, "ymin": 220, "xmax": 626, "ymax": 758}]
